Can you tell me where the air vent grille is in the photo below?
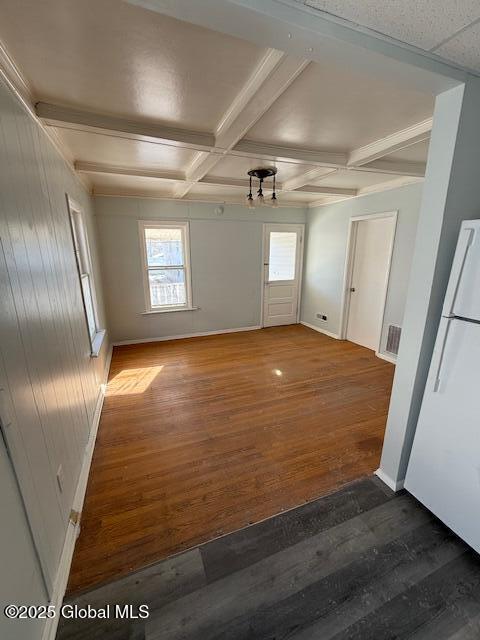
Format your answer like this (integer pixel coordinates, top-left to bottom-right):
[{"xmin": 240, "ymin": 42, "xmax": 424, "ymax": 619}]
[{"xmin": 386, "ymin": 325, "xmax": 401, "ymax": 356}]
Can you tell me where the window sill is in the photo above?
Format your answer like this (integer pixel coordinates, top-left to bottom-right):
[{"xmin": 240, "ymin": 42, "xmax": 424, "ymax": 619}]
[
  {"xmin": 90, "ymin": 329, "xmax": 106, "ymax": 358},
  {"xmin": 141, "ymin": 306, "xmax": 200, "ymax": 315}
]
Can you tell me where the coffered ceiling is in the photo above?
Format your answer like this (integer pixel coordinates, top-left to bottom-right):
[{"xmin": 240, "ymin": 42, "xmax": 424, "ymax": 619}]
[{"xmin": 0, "ymin": 0, "xmax": 436, "ymax": 207}]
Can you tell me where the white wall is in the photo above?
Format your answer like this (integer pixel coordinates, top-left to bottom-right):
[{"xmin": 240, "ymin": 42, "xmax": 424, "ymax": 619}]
[
  {"xmin": 0, "ymin": 78, "xmax": 109, "ymax": 639},
  {"xmin": 301, "ymin": 182, "xmax": 423, "ymax": 357},
  {"xmin": 94, "ymin": 196, "xmax": 306, "ymax": 343},
  {"xmin": 380, "ymin": 76, "xmax": 480, "ymax": 487}
]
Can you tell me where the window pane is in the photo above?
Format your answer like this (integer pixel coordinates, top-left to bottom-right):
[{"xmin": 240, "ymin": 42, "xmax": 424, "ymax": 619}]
[
  {"xmin": 81, "ymin": 274, "xmax": 96, "ymax": 340},
  {"xmin": 268, "ymin": 231, "xmax": 297, "ymax": 281},
  {"xmin": 145, "ymin": 227, "xmax": 184, "ymax": 267},
  {"xmin": 148, "ymin": 268, "xmax": 186, "ymax": 307}
]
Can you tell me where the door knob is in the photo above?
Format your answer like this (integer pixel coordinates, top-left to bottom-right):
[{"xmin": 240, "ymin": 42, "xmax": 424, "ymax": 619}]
[{"xmin": 350, "ymin": 287, "xmax": 356, "ymax": 292}]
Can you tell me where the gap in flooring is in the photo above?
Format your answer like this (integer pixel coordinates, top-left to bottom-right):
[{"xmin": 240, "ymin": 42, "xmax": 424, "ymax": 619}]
[{"xmin": 67, "ymin": 325, "xmax": 394, "ymax": 594}]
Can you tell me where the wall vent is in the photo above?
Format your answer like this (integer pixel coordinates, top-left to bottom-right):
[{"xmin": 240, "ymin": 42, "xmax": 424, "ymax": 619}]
[{"xmin": 386, "ymin": 325, "xmax": 401, "ymax": 356}]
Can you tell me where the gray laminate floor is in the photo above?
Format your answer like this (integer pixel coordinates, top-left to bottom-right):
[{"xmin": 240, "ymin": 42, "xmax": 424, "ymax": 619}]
[{"xmin": 56, "ymin": 477, "xmax": 480, "ymax": 640}]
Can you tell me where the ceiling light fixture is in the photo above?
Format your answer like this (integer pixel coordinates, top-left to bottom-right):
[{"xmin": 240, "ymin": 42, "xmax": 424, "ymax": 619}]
[{"xmin": 247, "ymin": 167, "xmax": 278, "ymax": 209}]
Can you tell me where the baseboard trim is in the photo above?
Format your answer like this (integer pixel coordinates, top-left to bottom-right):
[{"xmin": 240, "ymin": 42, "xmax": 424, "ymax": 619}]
[
  {"xmin": 375, "ymin": 468, "xmax": 405, "ymax": 492},
  {"xmin": 42, "ymin": 344, "xmax": 112, "ymax": 640},
  {"xmin": 300, "ymin": 320, "xmax": 341, "ymax": 340},
  {"xmin": 375, "ymin": 351, "xmax": 397, "ymax": 364},
  {"xmin": 112, "ymin": 325, "xmax": 262, "ymax": 346}
]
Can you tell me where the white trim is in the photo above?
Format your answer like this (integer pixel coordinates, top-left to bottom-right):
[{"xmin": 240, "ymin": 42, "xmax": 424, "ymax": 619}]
[
  {"xmin": 41, "ymin": 344, "xmax": 112, "ymax": 640},
  {"xmin": 36, "ymin": 102, "xmax": 215, "ymax": 151},
  {"xmin": 76, "ymin": 161, "xmax": 358, "ymax": 197},
  {"xmin": 66, "ymin": 195, "xmax": 103, "ymax": 353},
  {"xmin": 90, "ymin": 329, "xmax": 107, "ymax": 357},
  {"xmin": 93, "ymin": 189, "xmax": 308, "ymax": 208},
  {"xmin": 75, "ymin": 161, "xmax": 185, "ymax": 182},
  {"xmin": 282, "ymin": 168, "xmax": 338, "ymax": 192},
  {"xmin": 348, "ymin": 118, "xmax": 432, "ymax": 167},
  {"xmin": 138, "ymin": 220, "xmax": 193, "ymax": 313},
  {"xmin": 375, "ymin": 350, "xmax": 397, "ymax": 364},
  {"xmin": 375, "ymin": 467, "xmax": 405, "ymax": 492},
  {"xmin": 176, "ymin": 53, "xmax": 309, "ymax": 198},
  {"xmin": 214, "ymin": 49, "xmax": 287, "ymax": 144},
  {"xmin": 300, "ymin": 320, "xmax": 341, "ymax": 339},
  {"xmin": 112, "ymin": 325, "xmax": 262, "ymax": 346},
  {"xmin": 261, "ymin": 223, "xmax": 305, "ymax": 327},
  {"xmin": 308, "ymin": 177, "xmax": 424, "ymax": 209},
  {"xmin": 339, "ymin": 211, "xmax": 398, "ymax": 354},
  {"xmin": 360, "ymin": 160, "xmax": 426, "ymax": 178},
  {"xmin": 141, "ymin": 306, "xmax": 199, "ymax": 315},
  {"xmin": 231, "ymin": 140, "xmax": 347, "ymax": 167},
  {"xmin": 295, "ymin": 184, "xmax": 357, "ymax": 197},
  {"xmin": 357, "ymin": 176, "xmax": 423, "ymax": 197}
]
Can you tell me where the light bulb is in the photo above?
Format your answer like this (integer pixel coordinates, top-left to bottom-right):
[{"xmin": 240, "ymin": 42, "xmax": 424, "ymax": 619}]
[
  {"xmin": 257, "ymin": 193, "xmax": 265, "ymax": 206},
  {"xmin": 247, "ymin": 195, "xmax": 255, "ymax": 209},
  {"xmin": 271, "ymin": 194, "xmax": 278, "ymax": 208}
]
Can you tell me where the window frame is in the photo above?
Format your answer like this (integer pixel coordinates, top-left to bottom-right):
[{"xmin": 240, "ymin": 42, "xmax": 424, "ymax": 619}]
[
  {"xmin": 138, "ymin": 220, "xmax": 193, "ymax": 313},
  {"xmin": 66, "ymin": 195, "xmax": 104, "ymax": 356}
]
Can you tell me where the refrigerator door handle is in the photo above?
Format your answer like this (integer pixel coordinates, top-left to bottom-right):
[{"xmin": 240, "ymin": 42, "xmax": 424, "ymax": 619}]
[
  {"xmin": 433, "ymin": 319, "xmax": 453, "ymax": 392},
  {"xmin": 443, "ymin": 227, "xmax": 475, "ymax": 316}
]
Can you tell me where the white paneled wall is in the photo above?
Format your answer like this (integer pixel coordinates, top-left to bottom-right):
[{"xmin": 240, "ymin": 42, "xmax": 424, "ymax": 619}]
[{"xmin": 0, "ymin": 78, "xmax": 108, "ymax": 640}]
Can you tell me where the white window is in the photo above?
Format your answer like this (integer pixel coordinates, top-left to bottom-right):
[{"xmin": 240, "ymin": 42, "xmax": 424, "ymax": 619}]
[
  {"xmin": 268, "ymin": 231, "xmax": 298, "ymax": 281},
  {"xmin": 139, "ymin": 221, "xmax": 193, "ymax": 312},
  {"xmin": 67, "ymin": 196, "xmax": 103, "ymax": 355}
]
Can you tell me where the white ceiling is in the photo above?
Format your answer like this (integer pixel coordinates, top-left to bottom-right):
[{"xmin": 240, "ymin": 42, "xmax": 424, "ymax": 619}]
[
  {"xmin": 0, "ymin": 0, "xmax": 438, "ymax": 207},
  {"xmin": 300, "ymin": 1, "xmax": 480, "ymax": 73},
  {"xmin": 246, "ymin": 61, "xmax": 432, "ymax": 152}
]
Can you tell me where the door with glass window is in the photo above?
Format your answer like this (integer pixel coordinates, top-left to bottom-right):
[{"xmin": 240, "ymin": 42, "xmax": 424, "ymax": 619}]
[{"xmin": 263, "ymin": 224, "xmax": 304, "ymax": 327}]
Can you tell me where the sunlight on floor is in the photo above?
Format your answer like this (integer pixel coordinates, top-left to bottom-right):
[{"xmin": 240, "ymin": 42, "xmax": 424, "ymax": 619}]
[{"xmin": 107, "ymin": 365, "xmax": 164, "ymax": 396}]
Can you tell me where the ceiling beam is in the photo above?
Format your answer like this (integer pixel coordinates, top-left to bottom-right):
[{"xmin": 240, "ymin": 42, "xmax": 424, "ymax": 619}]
[
  {"xmin": 231, "ymin": 139, "xmax": 347, "ymax": 167},
  {"xmin": 74, "ymin": 161, "xmax": 185, "ymax": 182},
  {"xmin": 92, "ymin": 186, "xmax": 307, "ymax": 208},
  {"xmin": 296, "ymin": 184, "xmax": 357, "ymax": 197},
  {"xmin": 282, "ymin": 168, "xmax": 339, "ymax": 191},
  {"xmin": 357, "ymin": 175, "xmax": 424, "ymax": 196},
  {"xmin": 75, "ymin": 161, "xmax": 355, "ymax": 196},
  {"xmin": 355, "ymin": 159, "xmax": 427, "ymax": 177},
  {"xmin": 175, "ymin": 50, "xmax": 310, "ymax": 198},
  {"xmin": 36, "ymin": 102, "xmax": 216, "ymax": 151},
  {"xmin": 347, "ymin": 118, "xmax": 432, "ymax": 167},
  {"xmin": 37, "ymin": 104, "xmax": 429, "ymax": 179}
]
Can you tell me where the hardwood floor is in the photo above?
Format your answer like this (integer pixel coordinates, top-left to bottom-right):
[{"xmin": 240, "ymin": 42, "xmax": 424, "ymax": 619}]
[
  {"xmin": 67, "ymin": 325, "xmax": 394, "ymax": 594},
  {"xmin": 58, "ymin": 478, "xmax": 480, "ymax": 640}
]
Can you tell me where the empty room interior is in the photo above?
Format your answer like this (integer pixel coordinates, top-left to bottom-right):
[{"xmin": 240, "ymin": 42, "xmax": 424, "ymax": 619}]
[{"xmin": 2, "ymin": 1, "xmax": 480, "ymax": 639}]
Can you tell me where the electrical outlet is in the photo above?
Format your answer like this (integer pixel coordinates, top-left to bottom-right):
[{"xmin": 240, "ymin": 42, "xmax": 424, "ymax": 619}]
[
  {"xmin": 316, "ymin": 313, "xmax": 328, "ymax": 322},
  {"xmin": 56, "ymin": 465, "xmax": 64, "ymax": 493}
]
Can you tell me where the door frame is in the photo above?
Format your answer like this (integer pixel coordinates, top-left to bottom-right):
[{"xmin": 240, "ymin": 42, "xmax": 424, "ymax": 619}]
[
  {"xmin": 339, "ymin": 211, "xmax": 398, "ymax": 356},
  {"xmin": 261, "ymin": 223, "xmax": 305, "ymax": 328}
]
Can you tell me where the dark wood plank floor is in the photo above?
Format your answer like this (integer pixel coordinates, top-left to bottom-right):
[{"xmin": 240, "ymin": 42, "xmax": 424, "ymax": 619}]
[
  {"xmin": 68, "ymin": 325, "xmax": 394, "ymax": 594},
  {"xmin": 57, "ymin": 477, "xmax": 480, "ymax": 640}
]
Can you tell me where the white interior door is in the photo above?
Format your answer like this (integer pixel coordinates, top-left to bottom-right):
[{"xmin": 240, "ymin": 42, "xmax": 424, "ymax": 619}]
[
  {"xmin": 263, "ymin": 224, "xmax": 304, "ymax": 327},
  {"xmin": 346, "ymin": 215, "xmax": 396, "ymax": 350}
]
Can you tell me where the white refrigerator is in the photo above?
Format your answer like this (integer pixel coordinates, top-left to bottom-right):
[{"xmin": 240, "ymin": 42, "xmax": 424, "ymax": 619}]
[{"xmin": 405, "ymin": 219, "xmax": 480, "ymax": 553}]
